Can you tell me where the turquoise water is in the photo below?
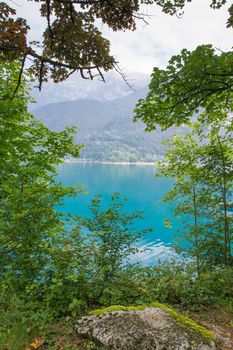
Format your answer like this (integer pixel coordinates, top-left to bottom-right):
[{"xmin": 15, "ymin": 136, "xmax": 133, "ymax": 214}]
[{"xmin": 56, "ymin": 162, "xmax": 177, "ymax": 264}]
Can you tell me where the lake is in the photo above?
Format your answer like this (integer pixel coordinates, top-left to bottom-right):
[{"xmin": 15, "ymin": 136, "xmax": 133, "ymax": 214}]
[{"xmin": 57, "ymin": 162, "xmax": 177, "ymax": 265}]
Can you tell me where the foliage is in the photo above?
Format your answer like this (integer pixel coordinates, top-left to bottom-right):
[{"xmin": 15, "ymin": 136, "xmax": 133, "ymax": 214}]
[
  {"xmin": 0, "ymin": 0, "xmax": 139, "ymax": 87},
  {"xmin": 134, "ymin": 0, "xmax": 233, "ymax": 277},
  {"xmin": 156, "ymin": 122, "xmax": 233, "ymax": 271},
  {"xmin": 0, "ymin": 62, "xmax": 87, "ymax": 307},
  {"xmin": 199, "ymin": 126, "xmax": 233, "ymax": 266},
  {"xmin": 32, "ymin": 193, "xmax": 151, "ymax": 312},
  {"xmin": 142, "ymin": 0, "xmax": 228, "ymax": 14},
  {"xmin": 0, "ymin": 295, "xmax": 52, "ymax": 350},
  {"xmin": 0, "ymin": 61, "xmax": 155, "ymax": 348},
  {"xmin": 79, "ymin": 193, "xmax": 152, "ymax": 306},
  {"xmin": 157, "ymin": 132, "xmax": 206, "ymax": 274},
  {"xmin": 0, "ymin": 61, "xmax": 93, "ymax": 318},
  {"xmin": 1, "ymin": 23, "xmax": 233, "ymax": 347},
  {"xmin": 0, "ymin": 62, "xmax": 152, "ymax": 317},
  {"xmin": 131, "ymin": 260, "xmax": 233, "ymax": 311},
  {"xmin": 1, "ymin": 262, "xmax": 232, "ymax": 349},
  {"xmin": 1, "ymin": 1, "xmax": 230, "ymax": 89},
  {"xmin": 135, "ymin": 45, "xmax": 233, "ymax": 130},
  {"xmin": 0, "ymin": 294, "xmax": 84, "ymax": 350}
]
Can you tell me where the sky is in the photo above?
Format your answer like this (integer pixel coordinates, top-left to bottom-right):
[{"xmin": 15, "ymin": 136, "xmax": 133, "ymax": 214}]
[
  {"xmin": 105, "ymin": 0, "xmax": 233, "ymax": 73},
  {"xmin": 7, "ymin": 0, "xmax": 233, "ymax": 75}
]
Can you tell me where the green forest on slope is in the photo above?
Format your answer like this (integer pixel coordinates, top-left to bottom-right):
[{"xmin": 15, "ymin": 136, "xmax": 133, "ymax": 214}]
[
  {"xmin": 1, "ymin": 0, "xmax": 233, "ymax": 349},
  {"xmin": 34, "ymin": 89, "xmax": 184, "ymax": 163}
]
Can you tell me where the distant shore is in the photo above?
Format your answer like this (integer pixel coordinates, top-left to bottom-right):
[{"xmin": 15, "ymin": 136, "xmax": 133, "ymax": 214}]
[{"xmin": 63, "ymin": 159, "xmax": 156, "ymax": 166}]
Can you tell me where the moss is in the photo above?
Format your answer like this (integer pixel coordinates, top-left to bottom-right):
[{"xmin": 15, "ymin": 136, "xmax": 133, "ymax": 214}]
[
  {"xmin": 89, "ymin": 303, "xmax": 215, "ymax": 342},
  {"xmin": 89, "ymin": 305, "xmax": 145, "ymax": 315},
  {"xmin": 150, "ymin": 302, "xmax": 215, "ymax": 342}
]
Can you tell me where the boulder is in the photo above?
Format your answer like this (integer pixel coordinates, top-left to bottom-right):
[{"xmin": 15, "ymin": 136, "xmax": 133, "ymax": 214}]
[{"xmin": 75, "ymin": 304, "xmax": 216, "ymax": 350}]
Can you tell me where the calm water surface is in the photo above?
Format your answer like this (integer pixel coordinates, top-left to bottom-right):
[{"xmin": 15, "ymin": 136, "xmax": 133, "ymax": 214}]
[{"xmin": 57, "ymin": 162, "xmax": 177, "ymax": 264}]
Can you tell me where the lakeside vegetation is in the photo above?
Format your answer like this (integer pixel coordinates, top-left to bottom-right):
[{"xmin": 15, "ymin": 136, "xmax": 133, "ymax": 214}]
[
  {"xmin": 1, "ymin": 60, "xmax": 233, "ymax": 350},
  {"xmin": 1, "ymin": 0, "xmax": 233, "ymax": 349}
]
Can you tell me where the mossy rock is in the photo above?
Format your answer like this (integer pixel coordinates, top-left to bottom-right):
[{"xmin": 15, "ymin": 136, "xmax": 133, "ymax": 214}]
[
  {"xmin": 89, "ymin": 302, "xmax": 214, "ymax": 342},
  {"xmin": 76, "ymin": 303, "xmax": 216, "ymax": 350}
]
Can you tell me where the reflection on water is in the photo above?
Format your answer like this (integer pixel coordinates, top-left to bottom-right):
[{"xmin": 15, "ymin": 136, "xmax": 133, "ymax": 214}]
[{"xmin": 133, "ymin": 242, "xmax": 178, "ymax": 266}]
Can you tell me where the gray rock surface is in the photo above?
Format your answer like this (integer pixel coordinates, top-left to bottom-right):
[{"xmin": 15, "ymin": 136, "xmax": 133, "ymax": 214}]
[{"xmin": 75, "ymin": 307, "xmax": 216, "ymax": 350}]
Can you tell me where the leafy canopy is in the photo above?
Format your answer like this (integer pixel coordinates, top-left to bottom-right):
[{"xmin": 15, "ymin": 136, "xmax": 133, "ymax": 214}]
[
  {"xmin": 142, "ymin": 0, "xmax": 228, "ymax": 13},
  {"xmin": 0, "ymin": 0, "xmax": 230, "ymax": 89},
  {"xmin": 157, "ymin": 122, "xmax": 233, "ymax": 270},
  {"xmin": 135, "ymin": 45, "xmax": 233, "ymax": 131},
  {"xmin": 0, "ymin": 61, "xmax": 83, "ymax": 295}
]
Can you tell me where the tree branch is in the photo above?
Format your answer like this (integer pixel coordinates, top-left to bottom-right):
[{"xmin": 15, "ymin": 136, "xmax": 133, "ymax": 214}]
[{"xmin": 11, "ymin": 53, "xmax": 27, "ymax": 99}]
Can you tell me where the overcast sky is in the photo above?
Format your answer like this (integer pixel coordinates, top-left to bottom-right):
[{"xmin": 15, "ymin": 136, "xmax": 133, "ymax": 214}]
[
  {"xmin": 8, "ymin": 0, "xmax": 233, "ymax": 75},
  {"xmin": 105, "ymin": 0, "xmax": 233, "ymax": 73}
]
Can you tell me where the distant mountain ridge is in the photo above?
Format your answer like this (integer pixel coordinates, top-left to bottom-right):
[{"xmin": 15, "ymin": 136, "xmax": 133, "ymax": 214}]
[
  {"xmin": 30, "ymin": 71, "xmax": 150, "ymax": 109},
  {"xmin": 33, "ymin": 86, "xmax": 182, "ymax": 162}
]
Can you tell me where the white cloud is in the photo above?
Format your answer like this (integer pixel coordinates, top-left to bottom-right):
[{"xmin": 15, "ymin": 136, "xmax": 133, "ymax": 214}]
[{"xmin": 104, "ymin": 0, "xmax": 233, "ymax": 73}]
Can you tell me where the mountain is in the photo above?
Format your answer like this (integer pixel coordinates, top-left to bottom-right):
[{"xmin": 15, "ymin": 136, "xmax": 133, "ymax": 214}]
[
  {"xmin": 33, "ymin": 87, "xmax": 182, "ymax": 163},
  {"xmin": 30, "ymin": 71, "xmax": 150, "ymax": 109}
]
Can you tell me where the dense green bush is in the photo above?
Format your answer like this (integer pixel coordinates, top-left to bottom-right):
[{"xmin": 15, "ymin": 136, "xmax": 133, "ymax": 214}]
[
  {"xmin": 0, "ymin": 295, "xmax": 53, "ymax": 350},
  {"xmin": 131, "ymin": 261, "xmax": 233, "ymax": 310}
]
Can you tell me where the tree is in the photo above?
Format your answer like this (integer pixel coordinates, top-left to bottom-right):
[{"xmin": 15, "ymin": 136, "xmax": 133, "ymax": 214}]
[
  {"xmin": 135, "ymin": 45, "xmax": 233, "ymax": 131},
  {"xmin": 199, "ymin": 126, "xmax": 233, "ymax": 266},
  {"xmin": 1, "ymin": 1, "xmax": 230, "ymax": 92},
  {"xmin": 0, "ymin": 0, "xmax": 140, "ymax": 90},
  {"xmin": 0, "ymin": 61, "xmax": 84, "ymax": 296},
  {"xmin": 158, "ymin": 122, "xmax": 233, "ymax": 272},
  {"xmin": 157, "ymin": 133, "xmax": 206, "ymax": 276},
  {"xmin": 80, "ymin": 193, "xmax": 152, "ymax": 305}
]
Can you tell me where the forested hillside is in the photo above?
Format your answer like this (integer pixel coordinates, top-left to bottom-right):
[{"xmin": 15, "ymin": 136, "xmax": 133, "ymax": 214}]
[{"xmin": 34, "ymin": 88, "xmax": 182, "ymax": 162}]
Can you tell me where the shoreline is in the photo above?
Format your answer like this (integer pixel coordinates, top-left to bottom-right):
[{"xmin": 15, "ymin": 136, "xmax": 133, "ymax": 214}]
[{"xmin": 63, "ymin": 159, "xmax": 156, "ymax": 166}]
